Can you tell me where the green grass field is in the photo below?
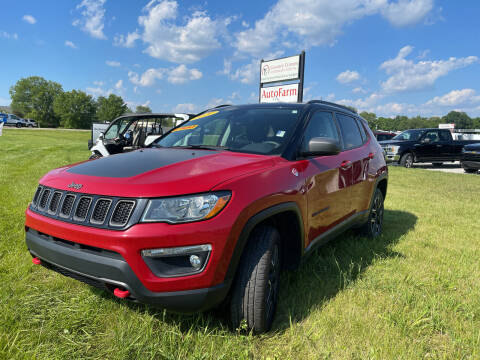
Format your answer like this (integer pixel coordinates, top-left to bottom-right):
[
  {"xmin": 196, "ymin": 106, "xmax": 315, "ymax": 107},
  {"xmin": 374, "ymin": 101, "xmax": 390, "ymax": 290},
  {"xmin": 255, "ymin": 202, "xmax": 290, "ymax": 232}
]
[{"xmin": 1, "ymin": 128, "xmax": 479, "ymax": 359}]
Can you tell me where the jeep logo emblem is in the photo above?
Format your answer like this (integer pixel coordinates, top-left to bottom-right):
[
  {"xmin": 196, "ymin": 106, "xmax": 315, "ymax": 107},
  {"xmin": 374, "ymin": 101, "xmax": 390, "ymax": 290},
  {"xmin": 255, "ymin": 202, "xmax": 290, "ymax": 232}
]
[{"xmin": 68, "ymin": 182, "xmax": 83, "ymax": 190}]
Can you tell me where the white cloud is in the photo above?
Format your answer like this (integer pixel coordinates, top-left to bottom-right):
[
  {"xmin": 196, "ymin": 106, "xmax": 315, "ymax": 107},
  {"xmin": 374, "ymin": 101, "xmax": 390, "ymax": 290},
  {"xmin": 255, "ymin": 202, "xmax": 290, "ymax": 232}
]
[
  {"xmin": 114, "ymin": 31, "xmax": 141, "ymax": 48},
  {"xmin": 73, "ymin": 0, "xmax": 107, "ymax": 40},
  {"xmin": 381, "ymin": 0, "xmax": 434, "ymax": 27},
  {"xmin": 116, "ymin": 0, "xmax": 229, "ymax": 63},
  {"xmin": 86, "ymin": 79, "xmax": 125, "ymax": 98},
  {"xmin": 352, "ymin": 87, "xmax": 367, "ymax": 94},
  {"xmin": 106, "ymin": 60, "xmax": 121, "ymax": 67},
  {"xmin": 234, "ymin": 0, "xmax": 435, "ymax": 56},
  {"xmin": 65, "ymin": 40, "xmax": 78, "ymax": 49},
  {"xmin": 128, "ymin": 64, "xmax": 202, "ymax": 86},
  {"xmin": 229, "ymin": 59, "xmax": 258, "ymax": 84},
  {"xmin": 337, "ymin": 70, "xmax": 360, "ymax": 84},
  {"xmin": 167, "ymin": 64, "xmax": 202, "ymax": 84},
  {"xmin": 173, "ymin": 103, "xmax": 198, "ymax": 113},
  {"xmin": 380, "ymin": 45, "xmax": 478, "ymax": 93},
  {"xmin": 0, "ymin": 31, "xmax": 18, "ymax": 40},
  {"xmin": 22, "ymin": 15, "xmax": 37, "ymax": 24},
  {"xmin": 425, "ymin": 89, "xmax": 480, "ymax": 107}
]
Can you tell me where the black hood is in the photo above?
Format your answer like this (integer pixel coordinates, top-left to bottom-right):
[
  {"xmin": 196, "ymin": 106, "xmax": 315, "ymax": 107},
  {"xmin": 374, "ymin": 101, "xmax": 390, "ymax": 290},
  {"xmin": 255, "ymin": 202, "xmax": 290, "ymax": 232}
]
[
  {"xmin": 378, "ymin": 139, "xmax": 415, "ymax": 146},
  {"xmin": 68, "ymin": 148, "xmax": 215, "ymax": 178}
]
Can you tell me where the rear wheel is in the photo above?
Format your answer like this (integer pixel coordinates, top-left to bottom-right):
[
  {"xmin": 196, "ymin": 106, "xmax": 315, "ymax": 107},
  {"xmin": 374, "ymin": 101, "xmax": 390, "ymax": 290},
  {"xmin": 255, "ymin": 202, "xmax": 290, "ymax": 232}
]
[
  {"xmin": 16, "ymin": 123, "xmax": 21, "ymax": 128},
  {"xmin": 399, "ymin": 153, "xmax": 414, "ymax": 168},
  {"xmin": 358, "ymin": 188, "xmax": 384, "ymax": 238},
  {"xmin": 230, "ymin": 226, "xmax": 281, "ymax": 333},
  {"xmin": 464, "ymin": 168, "xmax": 478, "ymax": 174}
]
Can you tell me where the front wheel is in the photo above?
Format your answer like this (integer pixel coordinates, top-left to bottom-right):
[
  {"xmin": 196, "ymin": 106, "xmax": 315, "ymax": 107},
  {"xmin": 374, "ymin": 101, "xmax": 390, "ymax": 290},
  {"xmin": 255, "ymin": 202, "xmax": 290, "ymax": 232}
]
[
  {"xmin": 16, "ymin": 123, "xmax": 21, "ymax": 128},
  {"xmin": 464, "ymin": 168, "xmax": 478, "ymax": 174},
  {"xmin": 399, "ymin": 153, "xmax": 414, "ymax": 168},
  {"xmin": 230, "ymin": 226, "xmax": 281, "ymax": 333},
  {"xmin": 357, "ymin": 188, "xmax": 384, "ymax": 238}
]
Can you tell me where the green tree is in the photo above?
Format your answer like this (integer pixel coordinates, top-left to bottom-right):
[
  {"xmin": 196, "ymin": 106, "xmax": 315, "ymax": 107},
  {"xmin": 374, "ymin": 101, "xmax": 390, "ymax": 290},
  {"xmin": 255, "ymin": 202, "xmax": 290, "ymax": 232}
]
[
  {"xmin": 442, "ymin": 111, "xmax": 473, "ymax": 129},
  {"xmin": 135, "ymin": 105, "xmax": 152, "ymax": 113},
  {"xmin": 360, "ymin": 111, "xmax": 377, "ymax": 130},
  {"xmin": 96, "ymin": 94, "xmax": 129, "ymax": 122},
  {"xmin": 53, "ymin": 90, "xmax": 97, "ymax": 129},
  {"xmin": 9, "ymin": 76, "xmax": 63, "ymax": 127}
]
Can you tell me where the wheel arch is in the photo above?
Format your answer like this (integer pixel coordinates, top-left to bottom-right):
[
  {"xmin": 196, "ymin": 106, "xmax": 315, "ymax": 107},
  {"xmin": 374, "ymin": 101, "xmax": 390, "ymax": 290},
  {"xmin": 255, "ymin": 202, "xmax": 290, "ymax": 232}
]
[{"xmin": 224, "ymin": 202, "xmax": 305, "ymax": 283}]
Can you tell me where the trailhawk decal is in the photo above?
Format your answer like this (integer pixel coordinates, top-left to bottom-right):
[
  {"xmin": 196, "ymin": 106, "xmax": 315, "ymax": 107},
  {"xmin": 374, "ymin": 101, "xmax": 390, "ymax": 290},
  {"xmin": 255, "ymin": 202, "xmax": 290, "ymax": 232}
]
[
  {"xmin": 172, "ymin": 124, "xmax": 198, "ymax": 132},
  {"xmin": 190, "ymin": 111, "xmax": 218, "ymax": 121}
]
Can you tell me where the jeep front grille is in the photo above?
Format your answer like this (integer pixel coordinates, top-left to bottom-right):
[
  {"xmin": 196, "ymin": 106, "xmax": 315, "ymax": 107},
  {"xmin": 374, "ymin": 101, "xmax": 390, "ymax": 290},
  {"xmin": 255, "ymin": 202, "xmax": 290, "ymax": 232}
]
[{"xmin": 30, "ymin": 185, "xmax": 139, "ymax": 230}]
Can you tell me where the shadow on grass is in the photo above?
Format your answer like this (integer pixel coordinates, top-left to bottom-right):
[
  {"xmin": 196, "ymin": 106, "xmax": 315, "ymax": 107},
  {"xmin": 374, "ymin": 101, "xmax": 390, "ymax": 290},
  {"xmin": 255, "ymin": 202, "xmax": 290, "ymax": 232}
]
[{"xmin": 93, "ymin": 209, "xmax": 417, "ymax": 334}]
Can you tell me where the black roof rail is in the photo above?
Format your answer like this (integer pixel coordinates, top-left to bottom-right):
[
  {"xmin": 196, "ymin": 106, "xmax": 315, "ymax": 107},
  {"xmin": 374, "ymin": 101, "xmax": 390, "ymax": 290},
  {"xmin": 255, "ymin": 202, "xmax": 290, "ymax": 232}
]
[
  {"xmin": 307, "ymin": 100, "xmax": 357, "ymax": 114},
  {"xmin": 212, "ymin": 104, "xmax": 232, "ymax": 109}
]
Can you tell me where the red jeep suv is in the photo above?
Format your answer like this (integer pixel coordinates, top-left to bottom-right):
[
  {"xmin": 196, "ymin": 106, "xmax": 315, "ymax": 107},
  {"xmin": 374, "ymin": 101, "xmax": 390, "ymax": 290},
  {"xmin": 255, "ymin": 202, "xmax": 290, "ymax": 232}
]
[{"xmin": 25, "ymin": 101, "xmax": 387, "ymax": 333}]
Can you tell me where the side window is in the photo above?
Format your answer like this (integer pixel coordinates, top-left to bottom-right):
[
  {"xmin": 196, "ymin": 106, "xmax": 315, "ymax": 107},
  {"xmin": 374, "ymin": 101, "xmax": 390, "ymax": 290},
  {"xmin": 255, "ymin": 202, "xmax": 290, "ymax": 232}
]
[
  {"xmin": 336, "ymin": 113, "xmax": 363, "ymax": 150},
  {"xmin": 301, "ymin": 111, "xmax": 339, "ymax": 151},
  {"xmin": 439, "ymin": 131, "xmax": 451, "ymax": 142},
  {"xmin": 355, "ymin": 118, "xmax": 368, "ymax": 143},
  {"xmin": 423, "ymin": 130, "xmax": 440, "ymax": 143}
]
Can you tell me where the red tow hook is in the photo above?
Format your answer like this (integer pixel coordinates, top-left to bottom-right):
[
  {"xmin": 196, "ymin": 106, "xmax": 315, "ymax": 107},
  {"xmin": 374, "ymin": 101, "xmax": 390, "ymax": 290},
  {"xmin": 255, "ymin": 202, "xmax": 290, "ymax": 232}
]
[
  {"xmin": 32, "ymin": 257, "xmax": 41, "ymax": 265},
  {"xmin": 113, "ymin": 288, "xmax": 130, "ymax": 299}
]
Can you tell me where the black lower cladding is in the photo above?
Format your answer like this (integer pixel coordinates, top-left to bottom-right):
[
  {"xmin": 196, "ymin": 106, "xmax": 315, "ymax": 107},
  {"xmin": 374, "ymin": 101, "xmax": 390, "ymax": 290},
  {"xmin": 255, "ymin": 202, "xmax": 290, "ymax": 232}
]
[
  {"xmin": 67, "ymin": 148, "xmax": 215, "ymax": 178},
  {"xmin": 25, "ymin": 229, "xmax": 229, "ymax": 312}
]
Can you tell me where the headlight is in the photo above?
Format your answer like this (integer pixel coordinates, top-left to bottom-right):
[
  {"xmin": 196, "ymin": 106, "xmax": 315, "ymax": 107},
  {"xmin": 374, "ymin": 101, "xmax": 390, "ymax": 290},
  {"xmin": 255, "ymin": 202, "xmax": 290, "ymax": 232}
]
[
  {"xmin": 386, "ymin": 145, "xmax": 400, "ymax": 154},
  {"xmin": 141, "ymin": 192, "xmax": 231, "ymax": 223}
]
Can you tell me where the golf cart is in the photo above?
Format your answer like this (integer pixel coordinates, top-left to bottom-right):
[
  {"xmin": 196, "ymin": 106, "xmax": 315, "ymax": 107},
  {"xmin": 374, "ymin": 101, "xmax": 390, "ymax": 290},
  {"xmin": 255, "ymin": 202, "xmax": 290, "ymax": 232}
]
[{"xmin": 88, "ymin": 113, "xmax": 191, "ymax": 159}]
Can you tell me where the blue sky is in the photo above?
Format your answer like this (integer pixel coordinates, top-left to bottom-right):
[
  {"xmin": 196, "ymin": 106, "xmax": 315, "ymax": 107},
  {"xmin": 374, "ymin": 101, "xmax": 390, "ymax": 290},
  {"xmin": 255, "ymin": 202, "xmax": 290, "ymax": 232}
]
[{"xmin": 1, "ymin": 0, "xmax": 480, "ymax": 117}]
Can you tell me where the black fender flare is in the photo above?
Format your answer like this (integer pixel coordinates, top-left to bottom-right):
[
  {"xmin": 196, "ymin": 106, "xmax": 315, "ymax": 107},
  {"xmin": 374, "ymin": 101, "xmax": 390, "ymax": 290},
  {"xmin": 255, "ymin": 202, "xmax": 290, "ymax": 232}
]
[{"xmin": 224, "ymin": 202, "xmax": 304, "ymax": 283}]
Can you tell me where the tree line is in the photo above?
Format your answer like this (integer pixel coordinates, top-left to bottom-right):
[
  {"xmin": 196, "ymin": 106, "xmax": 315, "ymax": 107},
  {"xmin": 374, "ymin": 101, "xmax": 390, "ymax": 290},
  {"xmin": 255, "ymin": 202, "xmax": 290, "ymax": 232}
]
[
  {"xmin": 359, "ymin": 111, "xmax": 480, "ymax": 132},
  {"xmin": 7, "ymin": 76, "xmax": 152, "ymax": 128}
]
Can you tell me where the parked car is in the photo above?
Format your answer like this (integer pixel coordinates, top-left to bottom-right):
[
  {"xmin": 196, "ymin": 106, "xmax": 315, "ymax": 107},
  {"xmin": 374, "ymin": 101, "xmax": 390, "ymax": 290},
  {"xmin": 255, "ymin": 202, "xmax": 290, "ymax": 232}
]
[
  {"xmin": 380, "ymin": 128, "xmax": 480, "ymax": 167},
  {"xmin": 88, "ymin": 113, "xmax": 191, "ymax": 159},
  {"xmin": 25, "ymin": 119, "xmax": 37, "ymax": 127},
  {"xmin": 0, "ymin": 113, "xmax": 7, "ymax": 124},
  {"xmin": 374, "ymin": 131, "xmax": 396, "ymax": 142},
  {"xmin": 5, "ymin": 114, "xmax": 26, "ymax": 128},
  {"xmin": 461, "ymin": 143, "xmax": 480, "ymax": 173},
  {"xmin": 25, "ymin": 101, "xmax": 387, "ymax": 333}
]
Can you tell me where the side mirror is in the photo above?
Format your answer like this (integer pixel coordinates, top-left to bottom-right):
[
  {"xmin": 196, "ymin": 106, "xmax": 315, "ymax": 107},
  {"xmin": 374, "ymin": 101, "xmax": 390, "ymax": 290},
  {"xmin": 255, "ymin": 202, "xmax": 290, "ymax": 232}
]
[{"xmin": 301, "ymin": 137, "xmax": 341, "ymax": 157}]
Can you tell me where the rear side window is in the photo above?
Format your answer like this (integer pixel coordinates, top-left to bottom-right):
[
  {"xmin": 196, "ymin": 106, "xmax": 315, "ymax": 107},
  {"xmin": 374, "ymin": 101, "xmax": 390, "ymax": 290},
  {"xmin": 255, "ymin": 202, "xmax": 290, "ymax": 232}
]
[
  {"xmin": 439, "ymin": 131, "xmax": 451, "ymax": 142},
  {"xmin": 356, "ymin": 118, "xmax": 368, "ymax": 142},
  {"xmin": 336, "ymin": 113, "xmax": 363, "ymax": 150},
  {"xmin": 301, "ymin": 111, "xmax": 339, "ymax": 151}
]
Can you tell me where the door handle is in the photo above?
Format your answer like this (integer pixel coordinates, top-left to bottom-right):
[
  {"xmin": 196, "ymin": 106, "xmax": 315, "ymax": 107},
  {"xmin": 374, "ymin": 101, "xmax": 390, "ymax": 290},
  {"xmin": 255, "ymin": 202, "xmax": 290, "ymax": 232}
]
[{"xmin": 340, "ymin": 160, "xmax": 352, "ymax": 170}]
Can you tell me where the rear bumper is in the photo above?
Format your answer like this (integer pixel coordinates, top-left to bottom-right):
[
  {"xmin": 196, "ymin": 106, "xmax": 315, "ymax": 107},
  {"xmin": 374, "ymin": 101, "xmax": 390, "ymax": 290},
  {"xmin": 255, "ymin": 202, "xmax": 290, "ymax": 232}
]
[{"xmin": 26, "ymin": 228, "xmax": 229, "ymax": 312}]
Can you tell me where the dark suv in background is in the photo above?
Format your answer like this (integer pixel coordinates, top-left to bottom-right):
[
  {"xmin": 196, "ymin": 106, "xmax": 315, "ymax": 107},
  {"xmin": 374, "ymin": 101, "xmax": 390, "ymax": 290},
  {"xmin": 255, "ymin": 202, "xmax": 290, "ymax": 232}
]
[{"xmin": 25, "ymin": 101, "xmax": 387, "ymax": 333}]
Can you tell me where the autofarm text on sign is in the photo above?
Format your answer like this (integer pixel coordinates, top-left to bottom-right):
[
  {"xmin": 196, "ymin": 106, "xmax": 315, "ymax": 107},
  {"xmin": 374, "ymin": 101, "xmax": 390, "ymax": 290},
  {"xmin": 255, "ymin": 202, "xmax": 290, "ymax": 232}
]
[{"xmin": 260, "ymin": 83, "xmax": 299, "ymax": 103}]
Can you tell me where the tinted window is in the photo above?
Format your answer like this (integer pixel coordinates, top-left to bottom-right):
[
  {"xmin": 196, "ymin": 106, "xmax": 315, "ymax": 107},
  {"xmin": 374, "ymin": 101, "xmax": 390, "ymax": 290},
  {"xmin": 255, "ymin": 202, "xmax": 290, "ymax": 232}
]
[
  {"xmin": 301, "ymin": 111, "xmax": 339, "ymax": 151},
  {"xmin": 423, "ymin": 130, "xmax": 440, "ymax": 143},
  {"xmin": 356, "ymin": 118, "xmax": 368, "ymax": 142},
  {"xmin": 336, "ymin": 113, "xmax": 363, "ymax": 149},
  {"xmin": 439, "ymin": 130, "xmax": 451, "ymax": 141},
  {"xmin": 393, "ymin": 129, "xmax": 423, "ymax": 141}
]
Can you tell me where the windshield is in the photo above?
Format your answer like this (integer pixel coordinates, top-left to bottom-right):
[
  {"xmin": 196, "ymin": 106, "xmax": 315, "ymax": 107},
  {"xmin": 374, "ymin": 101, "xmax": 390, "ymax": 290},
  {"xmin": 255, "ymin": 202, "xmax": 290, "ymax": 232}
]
[
  {"xmin": 392, "ymin": 129, "xmax": 424, "ymax": 141},
  {"xmin": 154, "ymin": 107, "xmax": 301, "ymax": 155}
]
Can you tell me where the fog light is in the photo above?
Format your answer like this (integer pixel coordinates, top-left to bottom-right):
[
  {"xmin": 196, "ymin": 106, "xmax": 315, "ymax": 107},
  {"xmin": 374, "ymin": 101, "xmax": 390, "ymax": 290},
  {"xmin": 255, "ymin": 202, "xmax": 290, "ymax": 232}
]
[
  {"xmin": 141, "ymin": 244, "xmax": 212, "ymax": 277},
  {"xmin": 189, "ymin": 255, "xmax": 202, "ymax": 269}
]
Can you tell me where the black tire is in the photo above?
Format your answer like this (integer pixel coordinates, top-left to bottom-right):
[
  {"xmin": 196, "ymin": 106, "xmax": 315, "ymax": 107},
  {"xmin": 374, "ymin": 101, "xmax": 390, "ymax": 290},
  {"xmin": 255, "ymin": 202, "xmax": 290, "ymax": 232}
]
[
  {"xmin": 358, "ymin": 188, "xmax": 384, "ymax": 238},
  {"xmin": 229, "ymin": 226, "xmax": 281, "ymax": 333},
  {"xmin": 432, "ymin": 163, "xmax": 443, "ymax": 167},
  {"xmin": 89, "ymin": 153, "xmax": 102, "ymax": 160},
  {"xmin": 464, "ymin": 168, "xmax": 478, "ymax": 174},
  {"xmin": 399, "ymin": 153, "xmax": 414, "ymax": 168},
  {"xmin": 16, "ymin": 123, "xmax": 21, "ymax": 128}
]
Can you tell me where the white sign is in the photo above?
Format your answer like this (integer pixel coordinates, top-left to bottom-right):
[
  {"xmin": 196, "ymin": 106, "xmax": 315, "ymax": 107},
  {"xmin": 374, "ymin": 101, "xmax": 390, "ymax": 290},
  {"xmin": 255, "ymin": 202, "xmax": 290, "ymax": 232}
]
[
  {"xmin": 439, "ymin": 123, "xmax": 455, "ymax": 129},
  {"xmin": 260, "ymin": 83, "xmax": 299, "ymax": 103},
  {"xmin": 261, "ymin": 55, "xmax": 300, "ymax": 84}
]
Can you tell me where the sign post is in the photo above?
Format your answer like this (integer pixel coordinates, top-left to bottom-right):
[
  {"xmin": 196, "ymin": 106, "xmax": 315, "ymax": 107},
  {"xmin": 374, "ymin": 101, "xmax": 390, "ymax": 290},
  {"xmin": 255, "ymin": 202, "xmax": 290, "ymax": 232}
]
[{"xmin": 259, "ymin": 51, "xmax": 305, "ymax": 103}]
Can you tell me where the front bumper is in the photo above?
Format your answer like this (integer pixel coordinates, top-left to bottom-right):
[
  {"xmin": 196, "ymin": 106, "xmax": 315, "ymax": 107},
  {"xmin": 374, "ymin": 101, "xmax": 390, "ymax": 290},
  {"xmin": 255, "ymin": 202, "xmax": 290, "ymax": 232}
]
[
  {"xmin": 26, "ymin": 228, "xmax": 229, "ymax": 312},
  {"xmin": 384, "ymin": 154, "xmax": 400, "ymax": 163}
]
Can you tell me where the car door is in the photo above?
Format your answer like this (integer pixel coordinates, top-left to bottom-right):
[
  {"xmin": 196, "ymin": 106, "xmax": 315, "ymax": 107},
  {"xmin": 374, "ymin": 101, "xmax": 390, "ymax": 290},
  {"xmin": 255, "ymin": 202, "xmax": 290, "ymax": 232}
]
[
  {"xmin": 302, "ymin": 111, "xmax": 348, "ymax": 247},
  {"xmin": 415, "ymin": 130, "xmax": 443, "ymax": 161},
  {"xmin": 335, "ymin": 113, "xmax": 371, "ymax": 214}
]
